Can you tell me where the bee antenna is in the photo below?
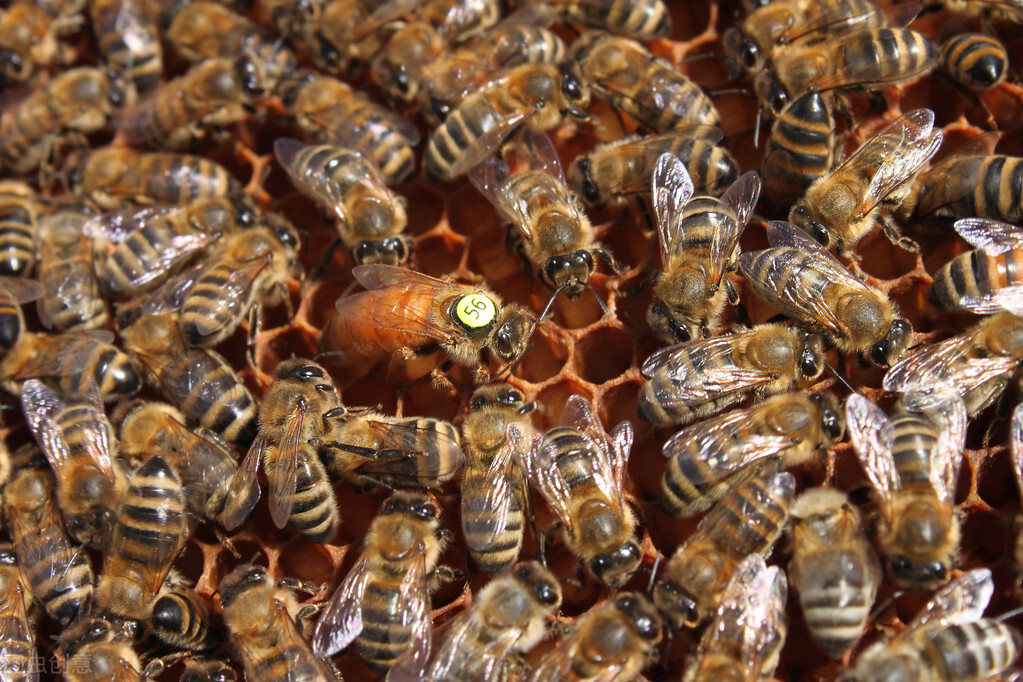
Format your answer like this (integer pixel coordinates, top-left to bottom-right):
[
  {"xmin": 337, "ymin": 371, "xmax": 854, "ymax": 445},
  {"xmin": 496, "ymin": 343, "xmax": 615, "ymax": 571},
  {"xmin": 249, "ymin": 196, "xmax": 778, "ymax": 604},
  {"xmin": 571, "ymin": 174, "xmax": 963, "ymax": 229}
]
[
  {"xmin": 677, "ymin": 51, "xmax": 729, "ymax": 66},
  {"xmin": 646, "ymin": 551, "xmax": 662, "ymax": 597},
  {"xmin": 998, "ymin": 606, "xmax": 1023, "ymax": 622},
  {"xmin": 753, "ymin": 106, "xmax": 764, "ymax": 148},
  {"xmin": 824, "ymin": 361, "xmax": 856, "ymax": 394},
  {"xmin": 868, "ymin": 589, "xmax": 905, "ymax": 622},
  {"xmin": 497, "ymin": 343, "xmax": 534, "ymax": 383},
  {"xmin": 587, "ymin": 282, "xmax": 610, "ymax": 318}
]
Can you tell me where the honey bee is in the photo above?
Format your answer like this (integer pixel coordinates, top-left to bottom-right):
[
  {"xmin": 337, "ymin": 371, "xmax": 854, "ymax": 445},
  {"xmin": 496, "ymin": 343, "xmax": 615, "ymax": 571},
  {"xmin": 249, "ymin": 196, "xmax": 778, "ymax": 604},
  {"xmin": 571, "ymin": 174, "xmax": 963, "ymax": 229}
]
[
  {"xmin": 120, "ymin": 312, "xmax": 259, "ymax": 447},
  {"xmin": 682, "ymin": 554, "xmax": 788, "ymax": 682},
  {"xmin": 63, "ymin": 147, "xmax": 253, "ymax": 213},
  {"xmin": 569, "ymin": 127, "xmax": 739, "ymax": 208},
  {"xmin": 117, "ymin": 401, "xmax": 260, "ymax": 529},
  {"xmin": 841, "ymin": 568, "xmax": 1022, "ymax": 682},
  {"xmin": 929, "ymin": 217, "xmax": 1023, "ymax": 315},
  {"xmin": 659, "ymin": 392, "xmax": 843, "ymax": 517},
  {"xmin": 90, "ymin": 0, "xmax": 162, "ymax": 91},
  {"xmin": 509, "ymin": 394, "xmax": 641, "ymax": 587},
  {"xmin": 653, "ymin": 468, "xmax": 795, "ymax": 630},
  {"xmin": 527, "ymin": 592, "xmax": 662, "ymax": 681},
  {"xmin": 0, "ymin": 0, "xmax": 83, "ymax": 83},
  {"xmin": 638, "ymin": 323, "xmax": 826, "ymax": 425},
  {"xmin": 4, "ymin": 448, "xmax": 94, "ymax": 626},
  {"xmin": 309, "ymin": 0, "xmax": 391, "ymax": 73},
  {"xmin": 0, "ymin": 544, "xmax": 38, "ymax": 681},
  {"xmin": 846, "ymin": 392, "xmax": 966, "ymax": 591},
  {"xmin": 117, "ymin": 57, "xmax": 267, "ymax": 149},
  {"xmin": 0, "ymin": 277, "xmax": 43, "ymax": 352},
  {"xmin": 648, "ymin": 154, "xmax": 761, "ymax": 343},
  {"xmin": 239, "ymin": 359, "xmax": 340, "ymax": 542},
  {"xmin": 317, "ymin": 404, "xmax": 464, "ymax": 490},
  {"xmin": 424, "ymin": 61, "xmax": 590, "ymax": 180},
  {"xmin": 391, "ymin": 560, "xmax": 561, "ymax": 682},
  {"xmin": 321, "ymin": 264, "xmax": 535, "ymax": 385},
  {"xmin": 257, "ymin": 0, "xmax": 324, "ymax": 38},
  {"xmin": 753, "ymin": 27, "xmax": 938, "ymax": 118},
  {"xmin": 85, "ymin": 198, "xmax": 239, "ymax": 298},
  {"xmin": 0, "ymin": 181, "xmax": 41, "ymax": 277},
  {"xmin": 37, "ymin": 201, "xmax": 109, "ymax": 331},
  {"xmin": 312, "ymin": 490, "xmax": 450, "ymax": 675},
  {"xmin": 883, "ymin": 311, "xmax": 1023, "ymax": 416},
  {"xmin": 61, "ymin": 617, "xmax": 142, "ymax": 682},
  {"xmin": 760, "ymin": 91, "xmax": 835, "ymax": 211},
  {"xmin": 94, "ymin": 455, "xmax": 189, "ymax": 627},
  {"xmin": 572, "ymin": 31, "xmax": 720, "ymax": 133},
  {"xmin": 788, "ymin": 109, "xmax": 942, "ymax": 253},
  {"xmin": 274, "ymin": 138, "xmax": 411, "ymax": 268},
  {"xmin": 0, "ymin": 330, "xmax": 141, "ymax": 401},
  {"xmin": 739, "ymin": 220, "xmax": 914, "ymax": 367},
  {"xmin": 0, "ymin": 65, "xmax": 132, "ymax": 174},
  {"xmin": 20, "ymin": 379, "xmax": 125, "ymax": 549},
  {"xmin": 281, "ymin": 70, "xmax": 420, "ymax": 185},
  {"xmin": 218, "ymin": 564, "xmax": 334, "ymax": 682},
  {"xmin": 151, "ymin": 586, "xmax": 220, "ymax": 652},
  {"xmin": 167, "ymin": 1, "xmax": 296, "ymax": 95},
  {"xmin": 789, "ymin": 487, "xmax": 882, "ymax": 658},
  {"xmin": 459, "ymin": 384, "xmax": 534, "ymax": 575},
  {"xmin": 547, "ymin": 0, "xmax": 670, "ymax": 38},
  {"xmin": 941, "ymin": 32, "xmax": 1009, "ymax": 90},
  {"xmin": 180, "ymin": 659, "xmax": 237, "ymax": 682}
]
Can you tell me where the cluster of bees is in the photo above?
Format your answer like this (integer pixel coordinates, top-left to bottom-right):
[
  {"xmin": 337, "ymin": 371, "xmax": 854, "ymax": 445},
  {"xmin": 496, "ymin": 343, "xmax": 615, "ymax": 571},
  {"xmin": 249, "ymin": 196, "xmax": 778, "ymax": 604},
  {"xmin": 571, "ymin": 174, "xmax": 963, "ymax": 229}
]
[{"xmin": 4, "ymin": 0, "xmax": 1023, "ymax": 679}]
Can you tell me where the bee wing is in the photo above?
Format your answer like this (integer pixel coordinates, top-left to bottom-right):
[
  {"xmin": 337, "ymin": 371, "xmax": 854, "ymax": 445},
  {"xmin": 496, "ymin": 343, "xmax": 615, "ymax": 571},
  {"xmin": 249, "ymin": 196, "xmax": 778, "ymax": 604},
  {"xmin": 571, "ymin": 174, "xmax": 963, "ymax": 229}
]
[
  {"xmin": 0, "ymin": 577, "xmax": 36, "ymax": 680},
  {"xmin": 606, "ymin": 420, "xmax": 633, "ymax": 498},
  {"xmin": 527, "ymin": 624, "xmax": 588, "ymax": 682},
  {"xmin": 82, "ymin": 205, "xmax": 179, "ymax": 243},
  {"xmin": 359, "ymin": 0, "xmax": 428, "ymax": 36},
  {"xmin": 0, "ymin": 277, "xmax": 43, "ymax": 304},
  {"xmin": 954, "ymin": 218, "xmax": 1023, "ymax": 255},
  {"xmin": 312, "ymin": 553, "xmax": 372, "ymax": 656},
  {"xmin": 845, "ymin": 393, "xmax": 899, "ymax": 522},
  {"xmin": 882, "ymin": 328, "xmax": 1018, "ymax": 398},
  {"xmin": 20, "ymin": 378, "xmax": 72, "ymax": 471},
  {"xmin": 1013, "ymin": 403, "xmax": 1023, "ymax": 501},
  {"xmin": 859, "ymin": 110, "xmax": 942, "ymax": 214},
  {"xmin": 901, "ymin": 568, "xmax": 993, "ymax": 638},
  {"xmin": 329, "ymin": 105, "xmax": 421, "ymax": 150},
  {"xmin": 423, "ymin": 610, "xmax": 521, "ymax": 682},
  {"xmin": 785, "ymin": 2, "xmax": 922, "ymax": 44},
  {"xmin": 810, "ymin": 30, "xmax": 938, "ymax": 92},
  {"xmin": 653, "ymin": 153, "xmax": 695, "ymax": 267},
  {"xmin": 356, "ymin": 417, "xmax": 463, "ymax": 483},
  {"xmin": 266, "ymin": 401, "xmax": 305, "ymax": 530},
  {"xmin": 694, "ymin": 471, "xmax": 796, "ymax": 544},
  {"xmin": 447, "ymin": 106, "xmax": 540, "ymax": 179},
  {"xmin": 461, "ymin": 441, "xmax": 515, "ymax": 549},
  {"xmin": 510, "ymin": 422, "xmax": 577, "ymax": 533},
  {"xmin": 183, "ymin": 252, "xmax": 271, "ymax": 343},
  {"xmin": 114, "ymin": 259, "xmax": 204, "ymax": 328},
  {"xmin": 220, "ymin": 438, "xmax": 262, "ymax": 531},
  {"xmin": 394, "ymin": 548, "xmax": 434, "ymax": 677},
  {"xmin": 923, "ymin": 392, "xmax": 967, "ymax": 511},
  {"xmin": 706, "ymin": 170, "xmax": 760, "ymax": 287},
  {"xmin": 468, "ymin": 150, "xmax": 538, "ymax": 244},
  {"xmin": 514, "ymin": 129, "xmax": 568, "ymax": 187},
  {"xmin": 8, "ymin": 498, "xmax": 77, "ymax": 609}
]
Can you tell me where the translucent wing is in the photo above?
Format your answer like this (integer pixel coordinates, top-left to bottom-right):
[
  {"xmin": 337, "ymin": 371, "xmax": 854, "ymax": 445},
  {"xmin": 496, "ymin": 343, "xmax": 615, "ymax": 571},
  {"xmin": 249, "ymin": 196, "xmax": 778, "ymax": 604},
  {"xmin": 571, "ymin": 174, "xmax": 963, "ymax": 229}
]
[
  {"xmin": 20, "ymin": 379, "xmax": 72, "ymax": 471},
  {"xmin": 266, "ymin": 399, "xmax": 303, "ymax": 529},
  {"xmin": 0, "ymin": 277, "xmax": 43, "ymax": 304},
  {"xmin": 706, "ymin": 170, "xmax": 760, "ymax": 287},
  {"xmin": 606, "ymin": 420, "xmax": 633, "ymax": 498},
  {"xmin": 421, "ymin": 610, "xmax": 521, "ymax": 682},
  {"xmin": 445, "ymin": 105, "xmax": 539, "ymax": 179},
  {"xmin": 527, "ymin": 619, "xmax": 588, "ymax": 682},
  {"xmin": 900, "ymin": 568, "xmax": 993, "ymax": 638},
  {"xmin": 0, "ymin": 575, "xmax": 36, "ymax": 682},
  {"xmin": 954, "ymin": 217, "xmax": 1023, "ymax": 255},
  {"xmin": 82, "ymin": 205, "xmax": 179, "ymax": 243},
  {"xmin": 692, "ymin": 471, "xmax": 796, "ymax": 550},
  {"xmin": 461, "ymin": 440, "xmax": 515, "ymax": 550},
  {"xmin": 312, "ymin": 554, "xmax": 371, "ymax": 656},
  {"xmin": 918, "ymin": 393, "xmax": 966, "ymax": 510},
  {"xmin": 784, "ymin": 1, "xmax": 922, "ymax": 44},
  {"xmin": 8, "ymin": 489, "xmax": 77, "ymax": 602},
  {"xmin": 114, "ymin": 259, "xmax": 205, "ymax": 328},
  {"xmin": 961, "ymin": 288, "xmax": 1023, "ymax": 316},
  {"xmin": 607, "ymin": 128, "xmax": 724, "ymax": 196},
  {"xmin": 845, "ymin": 393, "xmax": 899, "ymax": 522},
  {"xmin": 221, "ymin": 434, "xmax": 262, "ymax": 531},
  {"xmin": 514, "ymin": 129, "xmax": 568, "ymax": 187},
  {"xmin": 351, "ymin": 417, "xmax": 463, "ymax": 483},
  {"xmin": 181, "ymin": 253, "xmax": 271, "ymax": 343},
  {"xmin": 394, "ymin": 549, "xmax": 433, "ymax": 679},
  {"xmin": 510, "ymin": 422, "xmax": 576, "ymax": 533},
  {"xmin": 862, "ymin": 110, "xmax": 941, "ymax": 211},
  {"xmin": 810, "ymin": 30, "xmax": 938, "ymax": 92},
  {"xmin": 653, "ymin": 153, "xmax": 695, "ymax": 266},
  {"xmin": 883, "ymin": 328, "xmax": 1018, "ymax": 398},
  {"xmin": 329, "ymin": 105, "xmax": 421, "ymax": 151},
  {"xmin": 559, "ymin": 394, "xmax": 631, "ymax": 506}
]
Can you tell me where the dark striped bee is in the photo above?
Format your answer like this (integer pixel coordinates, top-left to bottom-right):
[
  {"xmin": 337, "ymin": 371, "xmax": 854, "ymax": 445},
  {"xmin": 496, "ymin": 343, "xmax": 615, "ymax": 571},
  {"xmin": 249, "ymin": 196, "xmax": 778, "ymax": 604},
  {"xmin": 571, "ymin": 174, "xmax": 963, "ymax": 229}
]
[
  {"xmin": 0, "ymin": 181, "xmax": 41, "ymax": 277},
  {"xmin": 60, "ymin": 617, "xmax": 142, "ymax": 682},
  {"xmin": 0, "ymin": 0, "xmax": 83, "ymax": 83},
  {"xmin": 180, "ymin": 659, "xmax": 238, "ymax": 682},
  {"xmin": 761, "ymin": 91, "xmax": 835, "ymax": 211},
  {"xmin": 739, "ymin": 220, "xmax": 913, "ymax": 367},
  {"xmin": 648, "ymin": 153, "xmax": 761, "ymax": 343},
  {"xmin": 37, "ymin": 201, "xmax": 109, "ymax": 332},
  {"xmin": 0, "ymin": 545, "xmax": 38, "ymax": 681},
  {"xmin": 638, "ymin": 323, "xmax": 826, "ymax": 426},
  {"xmin": 0, "ymin": 277, "xmax": 43, "ymax": 351},
  {"xmin": 151, "ymin": 586, "xmax": 220, "ymax": 652},
  {"xmin": 547, "ymin": 0, "xmax": 670, "ymax": 38},
  {"xmin": 930, "ymin": 217, "xmax": 1023, "ymax": 315},
  {"xmin": 90, "ymin": 0, "xmax": 162, "ymax": 90},
  {"xmin": 312, "ymin": 490, "xmax": 450, "ymax": 675},
  {"xmin": 941, "ymin": 33, "xmax": 1009, "ymax": 90}
]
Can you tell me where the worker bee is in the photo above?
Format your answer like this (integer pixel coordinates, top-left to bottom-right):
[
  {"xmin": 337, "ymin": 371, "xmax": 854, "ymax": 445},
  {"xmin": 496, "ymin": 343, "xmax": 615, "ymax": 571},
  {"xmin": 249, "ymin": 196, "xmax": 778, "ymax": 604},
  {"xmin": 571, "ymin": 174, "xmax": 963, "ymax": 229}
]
[
  {"xmin": 0, "ymin": 277, "xmax": 43, "ymax": 351},
  {"xmin": 753, "ymin": 27, "xmax": 938, "ymax": 118},
  {"xmin": 60, "ymin": 617, "xmax": 143, "ymax": 682},
  {"xmin": 682, "ymin": 554, "xmax": 788, "ymax": 682},
  {"xmin": 459, "ymin": 384, "xmax": 535, "ymax": 575},
  {"xmin": 659, "ymin": 392, "xmax": 842, "ymax": 517},
  {"xmin": 846, "ymin": 392, "xmax": 966, "ymax": 591},
  {"xmin": 321, "ymin": 264, "xmax": 535, "ymax": 385},
  {"xmin": 0, "ymin": 0, "xmax": 83, "ymax": 83},
  {"xmin": 788, "ymin": 109, "xmax": 942, "ymax": 253},
  {"xmin": 527, "ymin": 592, "xmax": 662, "ymax": 681},
  {"xmin": 120, "ymin": 312, "xmax": 259, "ymax": 447},
  {"xmin": 4, "ymin": 448, "xmax": 94, "ymax": 626},
  {"xmin": 309, "ymin": 0, "xmax": 392, "ymax": 73},
  {"xmin": 470, "ymin": 130, "xmax": 610, "ymax": 301},
  {"xmin": 638, "ymin": 322, "xmax": 826, "ymax": 425},
  {"xmin": 94, "ymin": 455, "xmax": 189, "ymax": 627},
  {"xmin": 0, "ymin": 181, "xmax": 41, "ymax": 277},
  {"xmin": 547, "ymin": 0, "xmax": 670, "ymax": 38},
  {"xmin": 509, "ymin": 394, "xmax": 641, "ymax": 587},
  {"xmin": 941, "ymin": 32, "xmax": 1009, "ymax": 90},
  {"xmin": 151, "ymin": 586, "xmax": 220, "ymax": 652},
  {"xmin": 789, "ymin": 487, "xmax": 882, "ymax": 658},
  {"xmin": 929, "ymin": 217, "xmax": 1023, "ymax": 315},
  {"xmin": 760, "ymin": 91, "xmax": 835, "ymax": 211},
  {"xmin": 391, "ymin": 560, "xmax": 561, "ymax": 681},
  {"xmin": 883, "ymin": 311, "xmax": 1023, "ymax": 416},
  {"xmin": 239, "ymin": 359, "xmax": 340, "ymax": 542},
  {"xmin": 36, "ymin": 201, "xmax": 109, "ymax": 331},
  {"xmin": 653, "ymin": 468, "xmax": 795, "ymax": 630},
  {"xmin": 180, "ymin": 659, "xmax": 237, "ymax": 682},
  {"xmin": 569, "ymin": 127, "xmax": 739, "ymax": 208},
  {"xmin": 167, "ymin": 1, "xmax": 296, "ymax": 95},
  {"xmin": 572, "ymin": 31, "xmax": 720, "ymax": 132},
  {"xmin": 648, "ymin": 154, "xmax": 761, "ymax": 343},
  {"xmin": 0, "ymin": 65, "xmax": 132, "ymax": 174},
  {"xmin": 274, "ymin": 138, "xmax": 411, "ymax": 268},
  {"xmin": 219, "ymin": 563, "xmax": 334, "ymax": 682},
  {"xmin": 739, "ymin": 220, "xmax": 914, "ymax": 367},
  {"xmin": 841, "ymin": 568, "xmax": 1022, "ymax": 682},
  {"xmin": 90, "ymin": 0, "xmax": 162, "ymax": 90},
  {"xmin": 281, "ymin": 70, "xmax": 420, "ymax": 185},
  {"xmin": 424, "ymin": 61, "xmax": 590, "ymax": 180},
  {"xmin": 85, "ymin": 197, "xmax": 240, "ymax": 298},
  {"xmin": 20, "ymin": 379, "xmax": 125, "ymax": 549},
  {"xmin": 0, "ymin": 330, "xmax": 141, "ymax": 401},
  {"xmin": 0, "ymin": 544, "xmax": 38, "ymax": 681},
  {"xmin": 117, "ymin": 401, "xmax": 260, "ymax": 529},
  {"xmin": 312, "ymin": 490, "xmax": 450, "ymax": 675}
]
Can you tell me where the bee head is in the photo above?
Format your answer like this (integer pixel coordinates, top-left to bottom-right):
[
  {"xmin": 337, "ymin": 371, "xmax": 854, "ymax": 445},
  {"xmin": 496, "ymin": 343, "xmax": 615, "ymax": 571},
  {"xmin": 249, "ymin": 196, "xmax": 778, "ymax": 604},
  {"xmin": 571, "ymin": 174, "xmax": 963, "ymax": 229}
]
[
  {"xmin": 722, "ymin": 28, "xmax": 759, "ymax": 79},
  {"xmin": 0, "ymin": 50, "xmax": 26, "ymax": 81},
  {"xmin": 788, "ymin": 205, "xmax": 831, "ymax": 248},
  {"xmin": 868, "ymin": 318, "xmax": 913, "ymax": 367},
  {"xmin": 798, "ymin": 333, "xmax": 826, "ymax": 380},
  {"xmin": 647, "ymin": 299, "xmax": 697, "ymax": 344},
  {"xmin": 614, "ymin": 593, "xmax": 663, "ymax": 643},
  {"xmin": 353, "ymin": 237, "xmax": 412, "ymax": 267},
  {"xmin": 514, "ymin": 561, "xmax": 562, "ymax": 608},
  {"xmin": 571, "ymin": 157, "xmax": 603, "ymax": 206},
  {"xmin": 541, "ymin": 251, "xmax": 593, "ymax": 298},
  {"xmin": 652, "ymin": 578, "xmax": 702, "ymax": 631},
  {"xmin": 589, "ymin": 541, "xmax": 642, "ymax": 588},
  {"xmin": 887, "ymin": 554, "xmax": 948, "ymax": 591}
]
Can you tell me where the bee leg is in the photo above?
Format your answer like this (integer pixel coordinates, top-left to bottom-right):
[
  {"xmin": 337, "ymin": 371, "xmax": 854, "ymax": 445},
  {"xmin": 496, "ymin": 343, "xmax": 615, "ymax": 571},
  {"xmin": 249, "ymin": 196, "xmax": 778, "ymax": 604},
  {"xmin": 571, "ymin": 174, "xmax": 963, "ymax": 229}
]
[
  {"xmin": 879, "ymin": 215, "xmax": 919, "ymax": 253},
  {"xmin": 280, "ymin": 577, "xmax": 327, "ymax": 597},
  {"xmin": 143, "ymin": 652, "xmax": 189, "ymax": 680},
  {"xmin": 213, "ymin": 527, "xmax": 242, "ymax": 559},
  {"xmin": 310, "ymin": 238, "xmax": 344, "ymax": 281},
  {"xmin": 246, "ymin": 303, "xmax": 262, "ymax": 370},
  {"xmin": 428, "ymin": 565, "xmax": 463, "ymax": 589},
  {"xmin": 620, "ymin": 270, "xmax": 657, "ymax": 298},
  {"xmin": 429, "ymin": 366, "xmax": 456, "ymax": 391}
]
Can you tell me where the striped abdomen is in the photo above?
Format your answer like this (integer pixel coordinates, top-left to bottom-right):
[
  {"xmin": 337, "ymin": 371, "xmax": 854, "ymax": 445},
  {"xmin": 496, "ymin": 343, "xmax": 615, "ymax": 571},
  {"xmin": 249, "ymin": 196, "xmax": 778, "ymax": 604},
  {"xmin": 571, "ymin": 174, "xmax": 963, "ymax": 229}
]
[
  {"xmin": 286, "ymin": 453, "xmax": 339, "ymax": 543},
  {"xmin": 763, "ymin": 91, "xmax": 834, "ymax": 205},
  {"xmin": 102, "ymin": 219, "xmax": 204, "ymax": 296},
  {"xmin": 0, "ymin": 558, "xmax": 35, "ymax": 680},
  {"xmin": 425, "ymin": 86, "xmax": 511, "ymax": 180},
  {"xmin": 0, "ymin": 190, "xmax": 37, "ymax": 277},
  {"xmin": 638, "ymin": 347, "xmax": 747, "ymax": 425},
  {"xmin": 179, "ymin": 261, "xmax": 262, "ymax": 346},
  {"xmin": 558, "ymin": 0, "xmax": 670, "ymax": 38},
  {"xmin": 794, "ymin": 547, "xmax": 879, "ymax": 658},
  {"xmin": 930, "ymin": 248, "xmax": 1023, "ymax": 310},
  {"xmin": 890, "ymin": 411, "xmax": 939, "ymax": 490},
  {"xmin": 462, "ymin": 462, "xmax": 526, "ymax": 574},
  {"xmin": 918, "ymin": 620, "xmax": 1022, "ymax": 680},
  {"xmin": 838, "ymin": 28, "xmax": 937, "ymax": 85},
  {"xmin": 39, "ymin": 235, "xmax": 108, "ymax": 331},
  {"xmin": 942, "ymin": 33, "xmax": 1008, "ymax": 90},
  {"xmin": 345, "ymin": 108, "xmax": 417, "ymax": 185},
  {"xmin": 55, "ymin": 402, "xmax": 119, "ymax": 546},
  {"xmin": 139, "ymin": 156, "xmax": 238, "ymax": 205},
  {"xmin": 615, "ymin": 66, "xmax": 719, "ymax": 132},
  {"xmin": 91, "ymin": 0, "xmax": 162, "ymax": 90},
  {"xmin": 677, "ymin": 138, "xmax": 739, "ymax": 195},
  {"xmin": 0, "ymin": 288, "xmax": 26, "ymax": 350},
  {"xmin": 705, "ymin": 469, "xmax": 793, "ymax": 555},
  {"xmin": 951, "ymin": 155, "xmax": 1023, "ymax": 226},
  {"xmin": 152, "ymin": 588, "xmax": 219, "ymax": 652},
  {"xmin": 659, "ymin": 425, "xmax": 760, "ymax": 516},
  {"xmin": 358, "ymin": 580, "xmax": 412, "ymax": 675}
]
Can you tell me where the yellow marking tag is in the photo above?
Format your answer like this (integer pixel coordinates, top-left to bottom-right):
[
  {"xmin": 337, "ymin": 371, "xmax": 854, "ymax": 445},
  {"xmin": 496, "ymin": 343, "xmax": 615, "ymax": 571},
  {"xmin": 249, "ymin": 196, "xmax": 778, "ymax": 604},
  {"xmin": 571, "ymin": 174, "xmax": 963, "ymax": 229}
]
[{"xmin": 455, "ymin": 294, "xmax": 497, "ymax": 328}]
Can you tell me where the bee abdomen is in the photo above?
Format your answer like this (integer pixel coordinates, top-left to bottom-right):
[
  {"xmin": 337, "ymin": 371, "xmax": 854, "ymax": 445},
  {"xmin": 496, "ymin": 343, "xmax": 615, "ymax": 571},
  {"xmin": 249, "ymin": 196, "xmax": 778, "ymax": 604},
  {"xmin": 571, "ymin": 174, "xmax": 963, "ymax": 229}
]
[
  {"xmin": 711, "ymin": 468, "xmax": 792, "ymax": 553},
  {"xmin": 924, "ymin": 620, "xmax": 1022, "ymax": 680},
  {"xmin": 152, "ymin": 588, "xmax": 219, "ymax": 652},
  {"xmin": 890, "ymin": 413, "xmax": 937, "ymax": 487},
  {"xmin": 116, "ymin": 457, "xmax": 185, "ymax": 565},
  {"xmin": 0, "ymin": 613, "xmax": 34, "ymax": 676},
  {"xmin": 288, "ymin": 457, "xmax": 339, "ymax": 543},
  {"xmin": 942, "ymin": 33, "xmax": 1008, "ymax": 90},
  {"xmin": 358, "ymin": 584, "xmax": 408, "ymax": 674},
  {"xmin": 425, "ymin": 96, "xmax": 501, "ymax": 180},
  {"xmin": 0, "ymin": 197, "xmax": 36, "ymax": 277},
  {"xmin": 40, "ymin": 551, "xmax": 93, "ymax": 625}
]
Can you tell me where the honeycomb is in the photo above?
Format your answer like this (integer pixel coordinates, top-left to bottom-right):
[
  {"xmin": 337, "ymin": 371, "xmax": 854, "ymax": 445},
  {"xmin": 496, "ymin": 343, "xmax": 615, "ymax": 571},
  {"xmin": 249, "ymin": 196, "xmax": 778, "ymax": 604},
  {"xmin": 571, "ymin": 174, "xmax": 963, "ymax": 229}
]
[{"xmin": 4, "ymin": 0, "xmax": 1023, "ymax": 679}]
